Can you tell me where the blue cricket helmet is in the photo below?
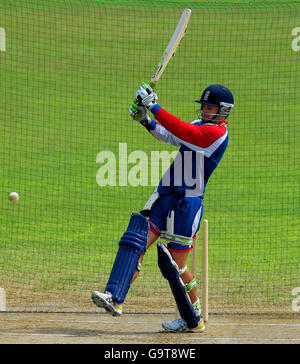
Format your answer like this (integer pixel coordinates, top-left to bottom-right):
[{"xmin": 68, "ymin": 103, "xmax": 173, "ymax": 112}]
[{"xmin": 195, "ymin": 84, "xmax": 234, "ymax": 120}]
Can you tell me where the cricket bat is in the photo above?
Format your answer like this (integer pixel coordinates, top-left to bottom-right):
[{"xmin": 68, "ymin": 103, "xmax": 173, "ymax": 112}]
[{"xmin": 149, "ymin": 8, "xmax": 192, "ymax": 88}]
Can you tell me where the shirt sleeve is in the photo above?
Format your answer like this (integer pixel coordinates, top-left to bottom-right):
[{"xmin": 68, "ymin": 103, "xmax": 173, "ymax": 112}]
[
  {"xmin": 150, "ymin": 105, "xmax": 227, "ymax": 148},
  {"xmin": 144, "ymin": 119, "xmax": 182, "ymax": 147}
]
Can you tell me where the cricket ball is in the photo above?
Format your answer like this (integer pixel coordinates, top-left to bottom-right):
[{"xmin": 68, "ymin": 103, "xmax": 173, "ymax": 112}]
[{"xmin": 8, "ymin": 192, "xmax": 19, "ymax": 203}]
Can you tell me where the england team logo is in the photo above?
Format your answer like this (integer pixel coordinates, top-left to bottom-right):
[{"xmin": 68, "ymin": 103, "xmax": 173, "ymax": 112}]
[{"xmin": 203, "ymin": 90, "xmax": 210, "ymax": 101}]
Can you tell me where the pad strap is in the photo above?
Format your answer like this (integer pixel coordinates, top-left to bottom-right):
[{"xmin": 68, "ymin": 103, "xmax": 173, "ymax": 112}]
[
  {"xmin": 184, "ymin": 278, "xmax": 197, "ymax": 293},
  {"xmin": 178, "ymin": 265, "xmax": 187, "ymax": 275},
  {"xmin": 192, "ymin": 298, "xmax": 202, "ymax": 317}
]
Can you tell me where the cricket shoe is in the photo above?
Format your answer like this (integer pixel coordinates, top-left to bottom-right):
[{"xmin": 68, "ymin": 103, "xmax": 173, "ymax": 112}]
[
  {"xmin": 91, "ymin": 291, "xmax": 123, "ymax": 316},
  {"xmin": 162, "ymin": 315, "xmax": 205, "ymax": 333}
]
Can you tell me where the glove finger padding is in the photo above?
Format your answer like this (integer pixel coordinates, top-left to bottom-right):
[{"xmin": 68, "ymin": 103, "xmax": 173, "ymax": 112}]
[
  {"xmin": 129, "ymin": 102, "xmax": 151, "ymax": 125},
  {"xmin": 136, "ymin": 82, "xmax": 158, "ymax": 110}
]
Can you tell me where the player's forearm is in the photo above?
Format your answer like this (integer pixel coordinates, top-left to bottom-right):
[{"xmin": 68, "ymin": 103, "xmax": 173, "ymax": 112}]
[{"xmin": 143, "ymin": 118, "xmax": 181, "ymax": 146}]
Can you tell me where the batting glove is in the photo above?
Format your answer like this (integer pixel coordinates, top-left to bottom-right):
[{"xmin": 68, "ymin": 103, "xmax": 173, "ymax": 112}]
[
  {"xmin": 129, "ymin": 99, "xmax": 152, "ymax": 126},
  {"xmin": 136, "ymin": 82, "xmax": 158, "ymax": 111}
]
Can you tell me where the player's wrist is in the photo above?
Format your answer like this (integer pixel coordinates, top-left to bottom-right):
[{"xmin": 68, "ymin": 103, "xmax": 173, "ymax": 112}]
[
  {"xmin": 139, "ymin": 113, "xmax": 152, "ymax": 127},
  {"xmin": 143, "ymin": 118, "xmax": 156, "ymax": 131},
  {"xmin": 148, "ymin": 104, "xmax": 161, "ymax": 115}
]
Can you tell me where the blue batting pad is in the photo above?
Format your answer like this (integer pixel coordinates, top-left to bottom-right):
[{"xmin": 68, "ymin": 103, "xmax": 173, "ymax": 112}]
[
  {"xmin": 105, "ymin": 213, "xmax": 149, "ymax": 304},
  {"xmin": 157, "ymin": 242, "xmax": 199, "ymax": 329}
]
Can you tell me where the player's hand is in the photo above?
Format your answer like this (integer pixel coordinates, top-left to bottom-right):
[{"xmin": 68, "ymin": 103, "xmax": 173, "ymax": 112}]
[
  {"xmin": 129, "ymin": 99, "xmax": 151, "ymax": 126},
  {"xmin": 136, "ymin": 82, "xmax": 158, "ymax": 111}
]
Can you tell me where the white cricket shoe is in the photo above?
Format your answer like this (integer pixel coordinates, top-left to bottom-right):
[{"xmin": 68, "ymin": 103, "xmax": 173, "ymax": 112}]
[
  {"xmin": 91, "ymin": 291, "xmax": 123, "ymax": 316},
  {"xmin": 162, "ymin": 316, "xmax": 205, "ymax": 333}
]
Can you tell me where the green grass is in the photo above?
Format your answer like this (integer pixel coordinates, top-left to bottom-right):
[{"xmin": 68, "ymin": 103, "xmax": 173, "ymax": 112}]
[{"xmin": 0, "ymin": 0, "xmax": 299, "ymax": 313}]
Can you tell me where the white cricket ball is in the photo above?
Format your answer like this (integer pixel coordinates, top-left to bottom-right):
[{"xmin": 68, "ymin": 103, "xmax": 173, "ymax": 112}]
[{"xmin": 8, "ymin": 192, "xmax": 19, "ymax": 203}]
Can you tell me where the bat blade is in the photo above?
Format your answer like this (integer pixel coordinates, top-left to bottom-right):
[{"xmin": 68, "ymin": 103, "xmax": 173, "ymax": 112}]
[{"xmin": 150, "ymin": 8, "xmax": 192, "ymax": 88}]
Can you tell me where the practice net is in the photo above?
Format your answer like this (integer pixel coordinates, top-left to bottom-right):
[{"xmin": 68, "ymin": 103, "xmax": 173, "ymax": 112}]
[{"xmin": 0, "ymin": 0, "xmax": 299, "ymax": 314}]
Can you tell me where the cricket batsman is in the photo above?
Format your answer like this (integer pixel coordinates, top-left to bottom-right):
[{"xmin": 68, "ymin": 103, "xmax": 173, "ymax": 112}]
[{"xmin": 92, "ymin": 83, "xmax": 234, "ymax": 333}]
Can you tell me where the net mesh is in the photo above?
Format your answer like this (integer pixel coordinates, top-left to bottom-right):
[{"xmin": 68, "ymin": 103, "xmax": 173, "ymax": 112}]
[{"xmin": 0, "ymin": 0, "xmax": 299, "ymax": 314}]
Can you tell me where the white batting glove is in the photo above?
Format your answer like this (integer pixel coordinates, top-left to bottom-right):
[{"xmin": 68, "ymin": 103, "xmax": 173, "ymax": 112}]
[
  {"xmin": 129, "ymin": 99, "xmax": 152, "ymax": 126},
  {"xmin": 136, "ymin": 82, "xmax": 158, "ymax": 111}
]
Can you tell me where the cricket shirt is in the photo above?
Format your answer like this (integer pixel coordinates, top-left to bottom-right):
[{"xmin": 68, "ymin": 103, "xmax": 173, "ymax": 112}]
[{"xmin": 145, "ymin": 105, "xmax": 229, "ymax": 198}]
